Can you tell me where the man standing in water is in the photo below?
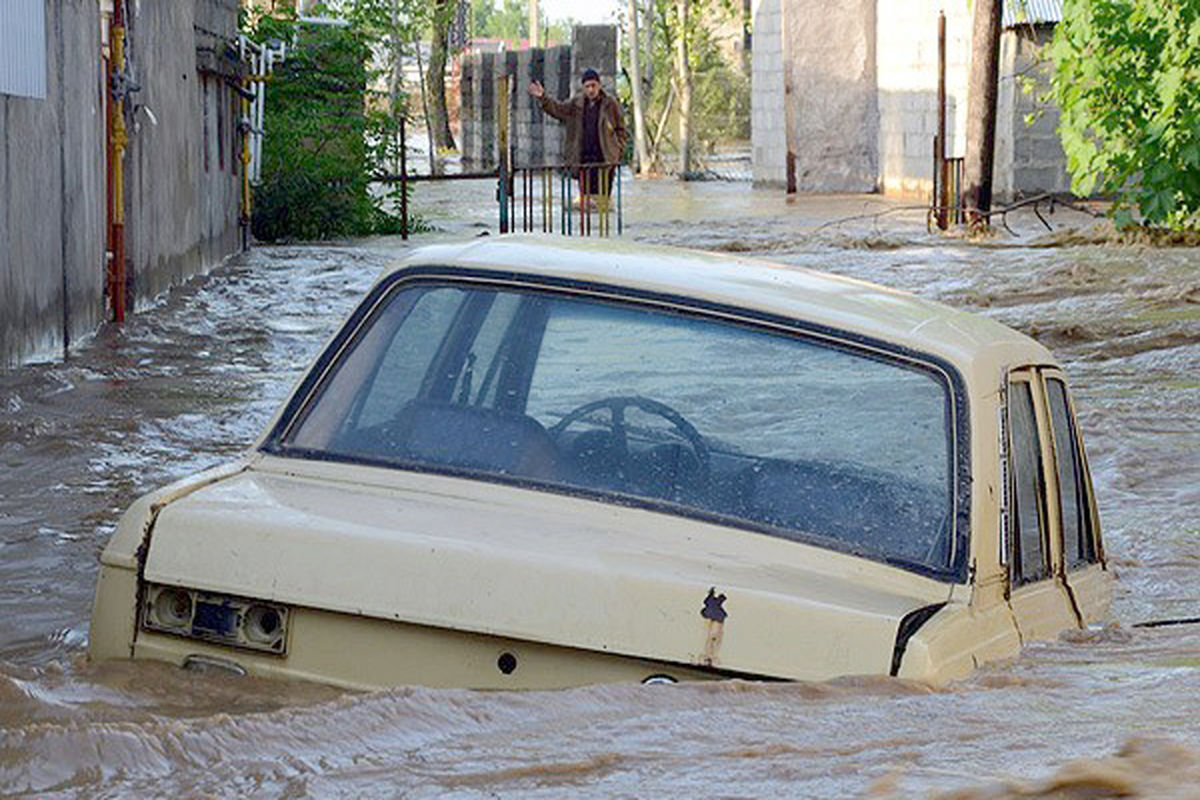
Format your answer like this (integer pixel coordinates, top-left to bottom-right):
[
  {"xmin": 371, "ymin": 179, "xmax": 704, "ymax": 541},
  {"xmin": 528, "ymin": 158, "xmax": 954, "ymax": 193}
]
[{"xmin": 528, "ymin": 68, "xmax": 628, "ymax": 211}]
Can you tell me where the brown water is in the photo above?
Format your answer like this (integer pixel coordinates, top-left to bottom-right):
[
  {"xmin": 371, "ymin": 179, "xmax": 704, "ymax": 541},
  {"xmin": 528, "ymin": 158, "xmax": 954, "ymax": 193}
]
[{"xmin": 3, "ymin": 181, "xmax": 1200, "ymax": 798}]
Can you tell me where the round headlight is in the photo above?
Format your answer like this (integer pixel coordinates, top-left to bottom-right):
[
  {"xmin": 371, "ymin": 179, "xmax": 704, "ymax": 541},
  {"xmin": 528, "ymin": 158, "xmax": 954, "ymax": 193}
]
[
  {"xmin": 243, "ymin": 604, "xmax": 285, "ymax": 648},
  {"xmin": 151, "ymin": 587, "xmax": 193, "ymax": 629}
]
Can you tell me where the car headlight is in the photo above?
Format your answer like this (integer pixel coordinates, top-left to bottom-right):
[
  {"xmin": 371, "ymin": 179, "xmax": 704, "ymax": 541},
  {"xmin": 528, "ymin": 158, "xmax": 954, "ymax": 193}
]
[{"xmin": 141, "ymin": 583, "xmax": 290, "ymax": 655}]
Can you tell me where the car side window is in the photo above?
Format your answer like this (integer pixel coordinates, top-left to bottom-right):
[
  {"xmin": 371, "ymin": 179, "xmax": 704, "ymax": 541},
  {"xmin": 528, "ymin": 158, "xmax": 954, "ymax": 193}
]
[
  {"xmin": 1008, "ymin": 380, "xmax": 1049, "ymax": 585},
  {"xmin": 354, "ymin": 287, "xmax": 466, "ymax": 428},
  {"xmin": 450, "ymin": 292, "xmax": 525, "ymax": 409},
  {"xmin": 1046, "ymin": 377, "xmax": 1098, "ymax": 567}
]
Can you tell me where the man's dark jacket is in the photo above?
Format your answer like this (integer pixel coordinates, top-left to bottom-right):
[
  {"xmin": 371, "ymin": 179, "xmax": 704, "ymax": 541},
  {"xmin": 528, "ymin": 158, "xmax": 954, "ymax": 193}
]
[{"xmin": 538, "ymin": 89, "xmax": 628, "ymax": 167}]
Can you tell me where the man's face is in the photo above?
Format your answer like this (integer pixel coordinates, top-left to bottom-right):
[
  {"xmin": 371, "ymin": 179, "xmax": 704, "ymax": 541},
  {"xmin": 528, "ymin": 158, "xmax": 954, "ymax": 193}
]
[{"xmin": 582, "ymin": 79, "xmax": 601, "ymax": 100}]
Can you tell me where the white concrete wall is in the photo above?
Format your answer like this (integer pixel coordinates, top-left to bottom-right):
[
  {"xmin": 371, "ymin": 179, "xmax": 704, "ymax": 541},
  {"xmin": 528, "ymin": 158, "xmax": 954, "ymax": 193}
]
[
  {"xmin": 751, "ymin": 0, "xmax": 785, "ymax": 186},
  {"xmin": 752, "ymin": 0, "xmax": 879, "ymax": 192},
  {"xmin": 788, "ymin": 0, "xmax": 878, "ymax": 191},
  {"xmin": 875, "ymin": 1, "xmax": 971, "ymax": 199}
]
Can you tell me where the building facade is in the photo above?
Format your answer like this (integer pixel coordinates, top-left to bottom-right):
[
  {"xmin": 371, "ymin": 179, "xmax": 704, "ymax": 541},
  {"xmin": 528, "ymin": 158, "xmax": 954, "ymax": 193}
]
[
  {"xmin": 1, "ymin": 0, "xmax": 243, "ymax": 368},
  {"xmin": 460, "ymin": 26, "xmax": 617, "ymax": 171},
  {"xmin": 751, "ymin": 0, "xmax": 1070, "ymax": 202}
]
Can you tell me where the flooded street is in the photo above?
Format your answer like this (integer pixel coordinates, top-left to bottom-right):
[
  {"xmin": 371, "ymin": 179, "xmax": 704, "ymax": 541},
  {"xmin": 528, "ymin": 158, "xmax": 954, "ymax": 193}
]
[{"xmin": 3, "ymin": 178, "xmax": 1200, "ymax": 798}]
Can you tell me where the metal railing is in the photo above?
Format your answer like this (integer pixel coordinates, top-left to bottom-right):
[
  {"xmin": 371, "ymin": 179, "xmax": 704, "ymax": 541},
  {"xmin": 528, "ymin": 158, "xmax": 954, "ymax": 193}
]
[
  {"xmin": 931, "ymin": 134, "xmax": 966, "ymax": 229},
  {"xmin": 504, "ymin": 163, "xmax": 623, "ymax": 237},
  {"xmin": 372, "ymin": 120, "xmax": 624, "ymax": 240}
]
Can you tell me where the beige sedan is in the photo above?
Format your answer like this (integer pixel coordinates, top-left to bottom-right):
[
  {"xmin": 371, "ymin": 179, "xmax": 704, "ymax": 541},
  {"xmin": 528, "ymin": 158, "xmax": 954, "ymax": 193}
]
[{"xmin": 89, "ymin": 237, "xmax": 1111, "ymax": 689}]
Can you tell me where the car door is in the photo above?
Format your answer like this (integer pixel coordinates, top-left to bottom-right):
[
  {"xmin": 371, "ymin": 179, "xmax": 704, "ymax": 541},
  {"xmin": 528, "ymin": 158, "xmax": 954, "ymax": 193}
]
[
  {"xmin": 1003, "ymin": 369, "xmax": 1081, "ymax": 639},
  {"xmin": 1040, "ymin": 368, "xmax": 1109, "ymax": 623}
]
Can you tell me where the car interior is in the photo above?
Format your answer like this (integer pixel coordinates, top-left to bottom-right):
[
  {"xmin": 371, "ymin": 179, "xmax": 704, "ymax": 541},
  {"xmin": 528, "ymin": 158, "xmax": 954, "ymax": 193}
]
[{"xmin": 280, "ymin": 279, "xmax": 955, "ymax": 572}]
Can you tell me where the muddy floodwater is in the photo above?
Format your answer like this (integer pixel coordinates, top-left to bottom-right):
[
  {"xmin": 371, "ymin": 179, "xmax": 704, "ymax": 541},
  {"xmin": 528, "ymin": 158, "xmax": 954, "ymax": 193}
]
[{"xmin": 3, "ymin": 180, "xmax": 1200, "ymax": 798}]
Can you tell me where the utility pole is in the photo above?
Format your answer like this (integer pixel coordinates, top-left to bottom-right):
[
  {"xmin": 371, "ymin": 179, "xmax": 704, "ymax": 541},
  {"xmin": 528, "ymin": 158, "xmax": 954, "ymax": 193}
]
[
  {"xmin": 963, "ymin": 0, "xmax": 1002, "ymax": 227},
  {"xmin": 529, "ymin": 0, "xmax": 541, "ymax": 48}
]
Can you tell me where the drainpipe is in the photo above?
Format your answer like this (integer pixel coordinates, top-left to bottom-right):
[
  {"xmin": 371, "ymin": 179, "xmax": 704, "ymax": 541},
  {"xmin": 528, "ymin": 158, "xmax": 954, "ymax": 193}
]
[
  {"xmin": 106, "ymin": 0, "xmax": 129, "ymax": 323},
  {"xmin": 238, "ymin": 35, "xmax": 257, "ymax": 250},
  {"xmin": 239, "ymin": 69, "xmax": 253, "ymax": 251},
  {"xmin": 236, "ymin": 34, "xmax": 287, "ymax": 246}
]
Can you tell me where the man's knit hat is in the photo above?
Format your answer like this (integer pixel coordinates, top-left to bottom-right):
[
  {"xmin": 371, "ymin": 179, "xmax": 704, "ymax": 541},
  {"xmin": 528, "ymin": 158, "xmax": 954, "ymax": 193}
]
[{"xmin": 581, "ymin": 68, "xmax": 600, "ymax": 84}]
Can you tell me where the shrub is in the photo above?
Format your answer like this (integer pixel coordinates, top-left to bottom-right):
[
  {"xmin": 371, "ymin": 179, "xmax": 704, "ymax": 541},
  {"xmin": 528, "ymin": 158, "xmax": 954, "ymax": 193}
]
[{"xmin": 250, "ymin": 13, "xmax": 419, "ymax": 240}]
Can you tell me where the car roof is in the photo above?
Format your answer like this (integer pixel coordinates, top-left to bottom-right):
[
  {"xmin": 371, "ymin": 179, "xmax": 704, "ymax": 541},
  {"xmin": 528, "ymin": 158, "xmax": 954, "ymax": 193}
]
[{"xmin": 391, "ymin": 235, "xmax": 1056, "ymax": 379}]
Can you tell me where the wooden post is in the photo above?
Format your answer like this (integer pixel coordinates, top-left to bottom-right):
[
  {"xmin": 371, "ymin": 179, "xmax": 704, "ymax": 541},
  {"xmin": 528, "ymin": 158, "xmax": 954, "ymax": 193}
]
[
  {"xmin": 529, "ymin": 0, "xmax": 541, "ymax": 48},
  {"xmin": 963, "ymin": 0, "xmax": 1002, "ymax": 227},
  {"xmin": 497, "ymin": 74, "xmax": 510, "ymax": 233}
]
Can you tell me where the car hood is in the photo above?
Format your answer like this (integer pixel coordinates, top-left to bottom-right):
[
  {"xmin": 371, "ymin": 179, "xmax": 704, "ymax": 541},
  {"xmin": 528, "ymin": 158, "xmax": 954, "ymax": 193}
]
[{"xmin": 142, "ymin": 457, "xmax": 953, "ymax": 681}]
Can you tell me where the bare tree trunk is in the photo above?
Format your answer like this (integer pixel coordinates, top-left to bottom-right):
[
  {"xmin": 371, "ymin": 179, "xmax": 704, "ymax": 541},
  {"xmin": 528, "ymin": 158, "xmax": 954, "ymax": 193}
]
[
  {"xmin": 427, "ymin": 0, "xmax": 457, "ymax": 152},
  {"xmin": 674, "ymin": 0, "xmax": 692, "ymax": 175},
  {"xmin": 414, "ymin": 36, "xmax": 441, "ymax": 175},
  {"xmin": 627, "ymin": 0, "xmax": 650, "ymax": 175},
  {"xmin": 389, "ymin": 0, "xmax": 405, "ymax": 172},
  {"xmin": 963, "ymin": 0, "xmax": 1001, "ymax": 227}
]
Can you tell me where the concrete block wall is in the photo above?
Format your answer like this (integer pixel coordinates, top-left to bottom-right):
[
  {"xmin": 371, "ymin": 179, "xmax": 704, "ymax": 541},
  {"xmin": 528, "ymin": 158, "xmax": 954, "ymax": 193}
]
[
  {"xmin": 460, "ymin": 29, "xmax": 612, "ymax": 172},
  {"xmin": 542, "ymin": 46, "xmax": 569, "ymax": 165},
  {"xmin": 460, "ymin": 56, "xmax": 476, "ymax": 166},
  {"xmin": 479, "ymin": 51, "xmax": 496, "ymax": 169},
  {"xmin": 571, "ymin": 25, "xmax": 617, "ymax": 90},
  {"xmin": 0, "ymin": 1, "xmax": 106, "ymax": 366},
  {"xmin": 751, "ymin": 0, "xmax": 786, "ymax": 187},
  {"xmin": 995, "ymin": 25, "xmax": 1070, "ymax": 202},
  {"xmin": 875, "ymin": 0, "xmax": 971, "ymax": 199}
]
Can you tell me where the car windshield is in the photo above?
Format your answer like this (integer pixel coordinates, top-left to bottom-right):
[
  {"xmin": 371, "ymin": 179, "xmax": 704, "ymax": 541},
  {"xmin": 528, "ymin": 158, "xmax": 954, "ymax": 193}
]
[{"xmin": 272, "ymin": 279, "xmax": 958, "ymax": 575}]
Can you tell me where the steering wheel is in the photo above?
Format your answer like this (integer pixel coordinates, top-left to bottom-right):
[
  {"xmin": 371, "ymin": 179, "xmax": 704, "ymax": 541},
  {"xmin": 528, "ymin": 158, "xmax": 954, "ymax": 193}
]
[{"xmin": 547, "ymin": 396, "xmax": 711, "ymax": 495}]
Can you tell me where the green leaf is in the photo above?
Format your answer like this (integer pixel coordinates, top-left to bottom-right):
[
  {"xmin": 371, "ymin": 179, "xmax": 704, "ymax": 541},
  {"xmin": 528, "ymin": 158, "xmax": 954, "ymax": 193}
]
[{"xmin": 1051, "ymin": 0, "xmax": 1200, "ymax": 232}]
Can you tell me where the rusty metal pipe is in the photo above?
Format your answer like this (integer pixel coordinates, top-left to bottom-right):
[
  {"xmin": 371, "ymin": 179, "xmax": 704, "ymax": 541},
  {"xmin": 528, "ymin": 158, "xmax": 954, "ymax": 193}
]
[{"xmin": 106, "ymin": 1, "xmax": 128, "ymax": 323}]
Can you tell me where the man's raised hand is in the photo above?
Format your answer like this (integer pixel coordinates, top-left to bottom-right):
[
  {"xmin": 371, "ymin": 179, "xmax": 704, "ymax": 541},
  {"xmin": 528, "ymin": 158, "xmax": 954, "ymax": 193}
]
[{"xmin": 527, "ymin": 81, "xmax": 545, "ymax": 99}]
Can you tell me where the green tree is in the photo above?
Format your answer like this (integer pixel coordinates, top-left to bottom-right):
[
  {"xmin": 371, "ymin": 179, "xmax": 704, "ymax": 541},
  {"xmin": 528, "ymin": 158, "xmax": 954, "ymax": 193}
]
[
  {"xmin": 471, "ymin": 0, "xmax": 527, "ymax": 40},
  {"xmin": 469, "ymin": 0, "xmax": 576, "ymax": 45},
  {"xmin": 1049, "ymin": 0, "xmax": 1200, "ymax": 229},
  {"xmin": 629, "ymin": 0, "xmax": 747, "ymax": 175},
  {"xmin": 248, "ymin": 3, "xmax": 426, "ymax": 240}
]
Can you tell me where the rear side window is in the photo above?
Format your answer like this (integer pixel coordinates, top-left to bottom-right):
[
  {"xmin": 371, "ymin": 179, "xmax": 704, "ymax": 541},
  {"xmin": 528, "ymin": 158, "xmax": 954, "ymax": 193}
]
[
  {"xmin": 1046, "ymin": 378, "xmax": 1098, "ymax": 567},
  {"xmin": 1008, "ymin": 381, "xmax": 1049, "ymax": 585}
]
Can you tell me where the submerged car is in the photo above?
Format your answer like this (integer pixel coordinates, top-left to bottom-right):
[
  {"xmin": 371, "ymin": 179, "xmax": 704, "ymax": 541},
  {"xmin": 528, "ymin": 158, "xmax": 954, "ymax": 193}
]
[{"xmin": 89, "ymin": 237, "xmax": 1111, "ymax": 689}]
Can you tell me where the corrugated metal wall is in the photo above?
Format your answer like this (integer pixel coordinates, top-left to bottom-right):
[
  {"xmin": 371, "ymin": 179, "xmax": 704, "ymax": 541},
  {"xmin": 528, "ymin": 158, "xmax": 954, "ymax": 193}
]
[{"xmin": 0, "ymin": 0, "xmax": 47, "ymax": 98}]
